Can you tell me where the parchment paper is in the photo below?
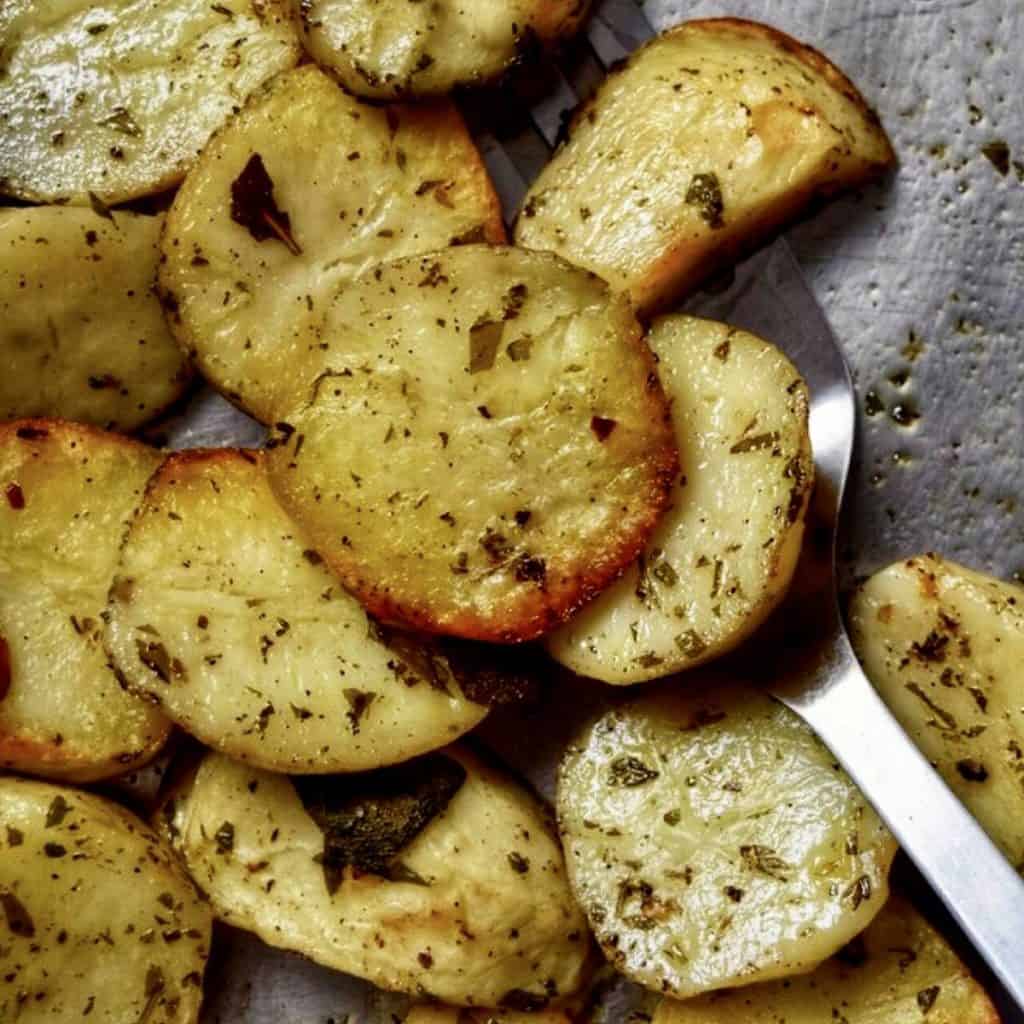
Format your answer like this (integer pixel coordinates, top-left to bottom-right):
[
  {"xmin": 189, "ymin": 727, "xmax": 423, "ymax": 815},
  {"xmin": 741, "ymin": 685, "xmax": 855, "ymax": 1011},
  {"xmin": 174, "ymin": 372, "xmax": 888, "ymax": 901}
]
[{"xmin": 149, "ymin": 2, "xmax": 1023, "ymax": 1020}]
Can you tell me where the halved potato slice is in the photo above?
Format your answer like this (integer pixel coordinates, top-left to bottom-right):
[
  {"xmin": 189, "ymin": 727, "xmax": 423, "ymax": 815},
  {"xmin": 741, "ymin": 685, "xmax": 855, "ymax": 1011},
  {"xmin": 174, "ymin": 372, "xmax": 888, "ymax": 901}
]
[
  {"xmin": 294, "ymin": 0, "xmax": 591, "ymax": 99},
  {"xmin": 159, "ymin": 65, "xmax": 506, "ymax": 423},
  {"xmin": 547, "ymin": 315, "xmax": 812, "ymax": 683},
  {"xmin": 264, "ymin": 244, "xmax": 678, "ymax": 643},
  {"xmin": 0, "ymin": 776, "xmax": 212, "ymax": 1023},
  {"xmin": 653, "ymin": 894, "xmax": 999, "ymax": 1024},
  {"xmin": 515, "ymin": 18, "xmax": 895, "ymax": 313},
  {"xmin": 160, "ymin": 747, "xmax": 590, "ymax": 1008},
  {"xmin": 406, "ymin": 1007, "xmax": 573, "ymax": 1024},
  {"xmin": 557, "ymin": 684, "xmax": 897, "ymax": 998},
  {"xmin": 849, "ymin": 554, "xmax": 1024, "ymax": 870},
  {"xmin": 0, "ymin": 207, "xmax": 191, "ymax": 431},
  {"xmin": 0, "ymin": 420, "xmax": 171, "ymax": 781},
  {"xmin": 105, "ymin": 448, "xmax": 488, "ymax": 773},
  {"xmin": 0, "ymin": 0, "xmax": 299, "ymax": 205}
]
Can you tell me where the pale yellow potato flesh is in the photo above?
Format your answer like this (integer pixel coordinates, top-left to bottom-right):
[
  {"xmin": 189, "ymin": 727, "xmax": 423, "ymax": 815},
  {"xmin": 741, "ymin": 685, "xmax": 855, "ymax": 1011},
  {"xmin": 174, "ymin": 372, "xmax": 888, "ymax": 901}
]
[
  {"xmin": 557, "ymin": 685, "xmax": 897, "ymax": 998},
  {"xmin": 547, "ymin": 315, "xmax": 812, "ymax": 683},
  {"xmin": 294, "ymin": 0, "xmax": 591, "ymax": 99},
  {"xmin": 161, "ymin": 747, "xmax": 590, "ymax": 1008},
  {"xmin": 850, "ymin": 554, "xmax": 1024, "ymax": 870},
  {"xmin": 0, "ymin": 207, "xmax": 191, "ymax": 431},
  {"xmin": 0, "ymin": 776, "xmax": 212, "ymax": 1023},
  {"xmin": 0, "ymin": 420, "xmax": 171, "ymax": 782},
  {"xmin": 515, "ymin": 18, "xmax": 895, "ymax": 313},
  {"xmin": 265, "ymin": 244, "xmax": 678, "ymax": 643},
  {"xmin": 159, "ymin": 65, "xmax": 506, "ymax": 423},
  {"xmin": 0, "ymin": 0, "xmax": 299, "ymax": 204},
  {"xmin": 105, "ymin": 448, "xmax": 488, "ymax": 773},
  {"xmin": 405, "ymin": 1007, "xmax": 573, "ymax": 1024},
  {"xmin": 654, "ymin": 895, "xmax": 999, "ymax": 1024}
]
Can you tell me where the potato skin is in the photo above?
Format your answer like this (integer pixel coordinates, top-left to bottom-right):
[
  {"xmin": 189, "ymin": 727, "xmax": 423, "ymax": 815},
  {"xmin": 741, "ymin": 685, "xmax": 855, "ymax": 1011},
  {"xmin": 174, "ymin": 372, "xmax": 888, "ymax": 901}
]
[
  {"xmin": 0, "ymin": 419, "xmax": 171, "ymax": 781},
  {"xmin": 850, "ymin": 553, "xmax": 1024, "ymax": 869},
  {"xmin": 516, "ymin": 17, "xmax": 895, "ymax": 314},
  {"xmin": 161, "ymin": 746, "xmax": 590, "ymax": 1008},
  {"xmin": 0, "ymin": 776, "xmax": 212, "ymax": 1023}
]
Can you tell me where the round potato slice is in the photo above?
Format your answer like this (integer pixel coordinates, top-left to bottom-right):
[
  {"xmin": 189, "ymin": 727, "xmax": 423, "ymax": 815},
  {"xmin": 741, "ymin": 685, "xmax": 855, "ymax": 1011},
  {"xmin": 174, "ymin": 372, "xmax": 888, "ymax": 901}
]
[
  {"xmin": 653, "ymin": 895, "xmax": 999, "ymax": 1024},
  {"xmin": 105, "ymin": 448, "xmax": 489, "ymax": 773},
  {"xmin": 0, "ymin": 207, "xmax": 191, "ymax": 431},
  {"xmin": 850, "ymin": 554, "xmax": 1024, "ymax": 870},
  {"xmin": 0, "ymin": 420, "xmax": 171, "ymax": 781},
  {"xmin": 0, "ymin": 0, "xmax": 300, "ymax": 204},
  {"xmin": 159, "ymin": 65, "xmax": 506, "ymax": 424},
  {"xmin": 161, "ymin": 747, "xmax": 590, "ymax": 1008},
  {"xmin": 557, "ymin": 685, "xmax": 897, "ymax": 998},
  {"xmin": 547, "ymin": 315, "xmax": 812, "ymax": 683},
  {"xmin": 293, "ymin": 0, "xmax": 591, "ymax": 99},
  {"xmin": 0, "ymin": 776, "xmax": 212, "ymax": 1023},
  {"xmin": 265, "ymin": 245, "xmax": 678, "ymax": 643}
]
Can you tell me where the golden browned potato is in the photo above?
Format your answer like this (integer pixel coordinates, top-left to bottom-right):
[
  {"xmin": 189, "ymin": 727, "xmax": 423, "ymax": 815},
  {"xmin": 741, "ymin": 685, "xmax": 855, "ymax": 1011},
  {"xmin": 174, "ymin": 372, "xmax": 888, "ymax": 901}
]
[
  {"xmin": 653, "ymin": 895, "xmax": 999, "ymax": 1024},
  {"xmin": 159, "ymin": 65, "xmax": 506, "ymax": 424},
  {"xmin": 0, "ymin": 420, "xmax": 171, "ymax": 781},
  {"xmin": 0, "ymin": 207, "xmax": 191, "ymax": 431},
  {"xmin": 0, "ymin": 776, "xmax": 212, "ymax": 1023},
  {"xmin": 0, "ymin": 0, "xmax": 300, "ymax": 204},
  {"xmin": 547, "ymin": 315, "xmax": 812, "ymax": 682},
  {"xmin": 293, "ymin": 0, "xmax": 591, "ymax": 99},
  {"xmin": 850, "ymin": 554, "xmax": 1024, "ymax": 869},
  {"xmin": 160, "ymin": 746, "xmax": 590, "ymax": 1008},
  {"xmin": 105, "ymin": 448, "xmax": 489, "ymax": 772},
  {"xmin": 264, "ymin": 244, "xmax": 678, "ymax": 643},
  {"xmin": 558, "ymin": 684, "xmax": 897, "ymax": 998},
  {"xmin": 515, "ymin": 18, "xmax": 895, "ymax": 313}
]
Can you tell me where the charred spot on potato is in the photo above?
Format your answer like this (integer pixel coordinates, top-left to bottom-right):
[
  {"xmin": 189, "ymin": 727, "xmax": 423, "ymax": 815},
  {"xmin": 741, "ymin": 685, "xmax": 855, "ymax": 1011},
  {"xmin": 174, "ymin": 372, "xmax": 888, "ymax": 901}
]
[
  {"xmin": 1, "ymin": 890, "xmax": 35, "ymax": 938},
  {"xmin": 4, "ymin": 482, "xmax": 25, "ymax": 509},
  {"xmin": 685, "ymin": 172, "xmax": 725, "ymax": 229},
  {"xmin": 294, "ymin": 753, "xmax": 467, "ymax": 884}
]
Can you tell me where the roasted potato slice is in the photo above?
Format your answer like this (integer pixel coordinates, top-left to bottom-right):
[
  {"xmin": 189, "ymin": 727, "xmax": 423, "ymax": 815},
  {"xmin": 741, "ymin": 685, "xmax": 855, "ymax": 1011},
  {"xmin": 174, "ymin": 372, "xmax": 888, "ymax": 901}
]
[
  {"xmin": 558, "ymin": 684, "xmax": 897, "ymax": 998},
  {"xmin": 850, "ymin": 554, "xmax": 1024, "ymax": 869},
  {"xmin": 0, "ymin": 420, "xmax": 171, "ymax": 781},
  {"xmin": 160, "ymin": 746, "xmax": 590, "ymax": 1008},
  {"xmin": 106, "ymin": 448, "xmax": 488, "ymax": 772},
  {"xmin": 0, "ymin": 208, "xmax": 191, "ymax": 431},
  {"xmin": 547, "ymin": 315, "xmax": 812, "ymax": 683},
  {"xmin": 515, "ymin": 18, "xmax": 895, "ymax": 313},
  {"xmin": 159, "ymin": 65, "xmax": 506, "ymax": 423},
  {"xmin": 0, "ymin": 0, "xmax": 299, "ymax": 204},
  {"xmin": 264, "ymin": 245, "xmax": 678, "ymax": 643},
  {"xmin": 406, "ymin": 1007, "xmax": 573, "ymax": 1024},
  {"xmin": 294, "ymin": 0, "xmax": 591, "ymax": 99},
  {"xmin": 0, "ymin": 776, "xmax": 212, "ymax": 1023},
  {"xmin": 653, "ymin": 894, "xmax": 999, "ymax": 1024}
]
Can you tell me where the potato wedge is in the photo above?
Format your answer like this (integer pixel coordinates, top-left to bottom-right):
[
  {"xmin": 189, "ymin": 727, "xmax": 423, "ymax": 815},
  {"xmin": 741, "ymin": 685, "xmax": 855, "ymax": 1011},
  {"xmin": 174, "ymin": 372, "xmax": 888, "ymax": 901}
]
[
  {"xmin": 558, "ymin": 684, "xmax": 897, "ymax": 998},
  {"xmin": 0, "ymin": 0, "xmax": 299, "ymax": 204},
  {"xmin": 547, "ymin": 315, "xmax": 812, "ymax": 683},
  {"xmin": 159, "ymin": 65, "xmax": 506, "ymax": 424},
  {"xmin": 294, "ymin": 0, "xmax": 591, "ymax": 99},
  {"xmin": 849, "ymin": 554, "xmax": 1024, "ymax": 869},
  {"xmin": 406, "ymin": 1007, "xmax": 573, "ymax": 1024},
  {"xmin": 160, "ymin": 747, "xmax": 590, "ymax": 1008},
  {"xmin": 515, "ymin": 18, "xmax": 895, "ymax": 313},
  {"xmin": 0, "ymin": 776, "xmax": 212, "ymax": 1023},
  {"xmin": 0, "ymin": 420, "xmax": 171, "ymax": 781},
  {"xmin": 105, "ymin": 448, "xmax": 488, "ymax": 773},
  {"xmin": 0, "ymin": 207, "xmax": 191, "ymax": 431},
  {"xmin": 264, "ymin": 245, "xmax": 678, "ymax": 643},
  {"xmin": 653, "ymin": 895, "xmax": 999, "ymax": 1024}
]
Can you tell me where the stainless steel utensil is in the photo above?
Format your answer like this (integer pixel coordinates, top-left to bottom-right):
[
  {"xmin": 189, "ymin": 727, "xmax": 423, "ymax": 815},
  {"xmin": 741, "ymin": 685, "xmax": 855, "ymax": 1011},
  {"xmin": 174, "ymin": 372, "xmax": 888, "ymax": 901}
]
[{"xmin": 498, "ymin": 0, "xmax": 1024, "ymax": 1006}]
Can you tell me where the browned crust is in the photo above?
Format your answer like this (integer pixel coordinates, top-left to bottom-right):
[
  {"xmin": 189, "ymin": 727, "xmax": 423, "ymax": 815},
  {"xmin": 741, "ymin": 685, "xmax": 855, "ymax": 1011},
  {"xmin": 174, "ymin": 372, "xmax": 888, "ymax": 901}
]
[
  {"xmin": 298, "ymin": 330, "xmax": 680, "ymax": 645},
  {"xmin": 0, "ymin": 416, "xmax": 159, "ymax": 457}
]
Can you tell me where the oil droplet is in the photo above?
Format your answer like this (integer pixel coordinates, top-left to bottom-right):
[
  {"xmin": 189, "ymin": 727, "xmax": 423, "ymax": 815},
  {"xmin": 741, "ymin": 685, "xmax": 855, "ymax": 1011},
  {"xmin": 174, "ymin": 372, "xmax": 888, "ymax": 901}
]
[
  {"xmin": 889, "ymin": 369, "xmax": 910, "ymax": 388},
  {"xmin": 890, "ymin": 402, "xmax": 920, "ymax": 427},
  {"xmin": 902, "ymin": 331, "xmax": 925, "ymax": 362},
  {"xmin": 870, "ymin": 472, "xmax": 885, "ymax": 486},
  {"xmin": 891, "ymin": 450, "xmax": 912, "ymax": 465},
  {"xmin": 864, "ymin": 391, "xmax": 885, "ymax": 417}
]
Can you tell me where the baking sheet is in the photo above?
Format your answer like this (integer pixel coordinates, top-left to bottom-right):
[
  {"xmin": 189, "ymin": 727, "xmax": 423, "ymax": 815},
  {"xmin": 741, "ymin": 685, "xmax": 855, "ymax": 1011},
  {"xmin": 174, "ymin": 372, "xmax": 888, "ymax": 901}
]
[{"xmin": 145, "ymin": 1, "xmax": 1023, "ymax": 1020}]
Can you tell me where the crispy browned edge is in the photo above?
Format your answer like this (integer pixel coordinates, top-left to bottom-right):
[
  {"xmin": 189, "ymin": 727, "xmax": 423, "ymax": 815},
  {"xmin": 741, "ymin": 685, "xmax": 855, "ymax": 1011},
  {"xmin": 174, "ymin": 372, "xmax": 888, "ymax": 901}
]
[
  {"xmin": 516, "ymin": 16, "xmax": 897, "ymax": 316},
  {"xmin": 157, "ymin": 66, "xmax": 508, "ymax": 425},
  {"xmin": 277, "ymin": 294, "xmax": 679, "ymax": 645},
  {"xmin": 291, "ymin": 0, "xmax": 594, "ymax": 100},
  {"xmin": 0, "ymin": 0, "xmax": 300, "ymax": 205},
  {"xmin": 0, "ymin": 418, "xmax": 172, "ymax": 782}
]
